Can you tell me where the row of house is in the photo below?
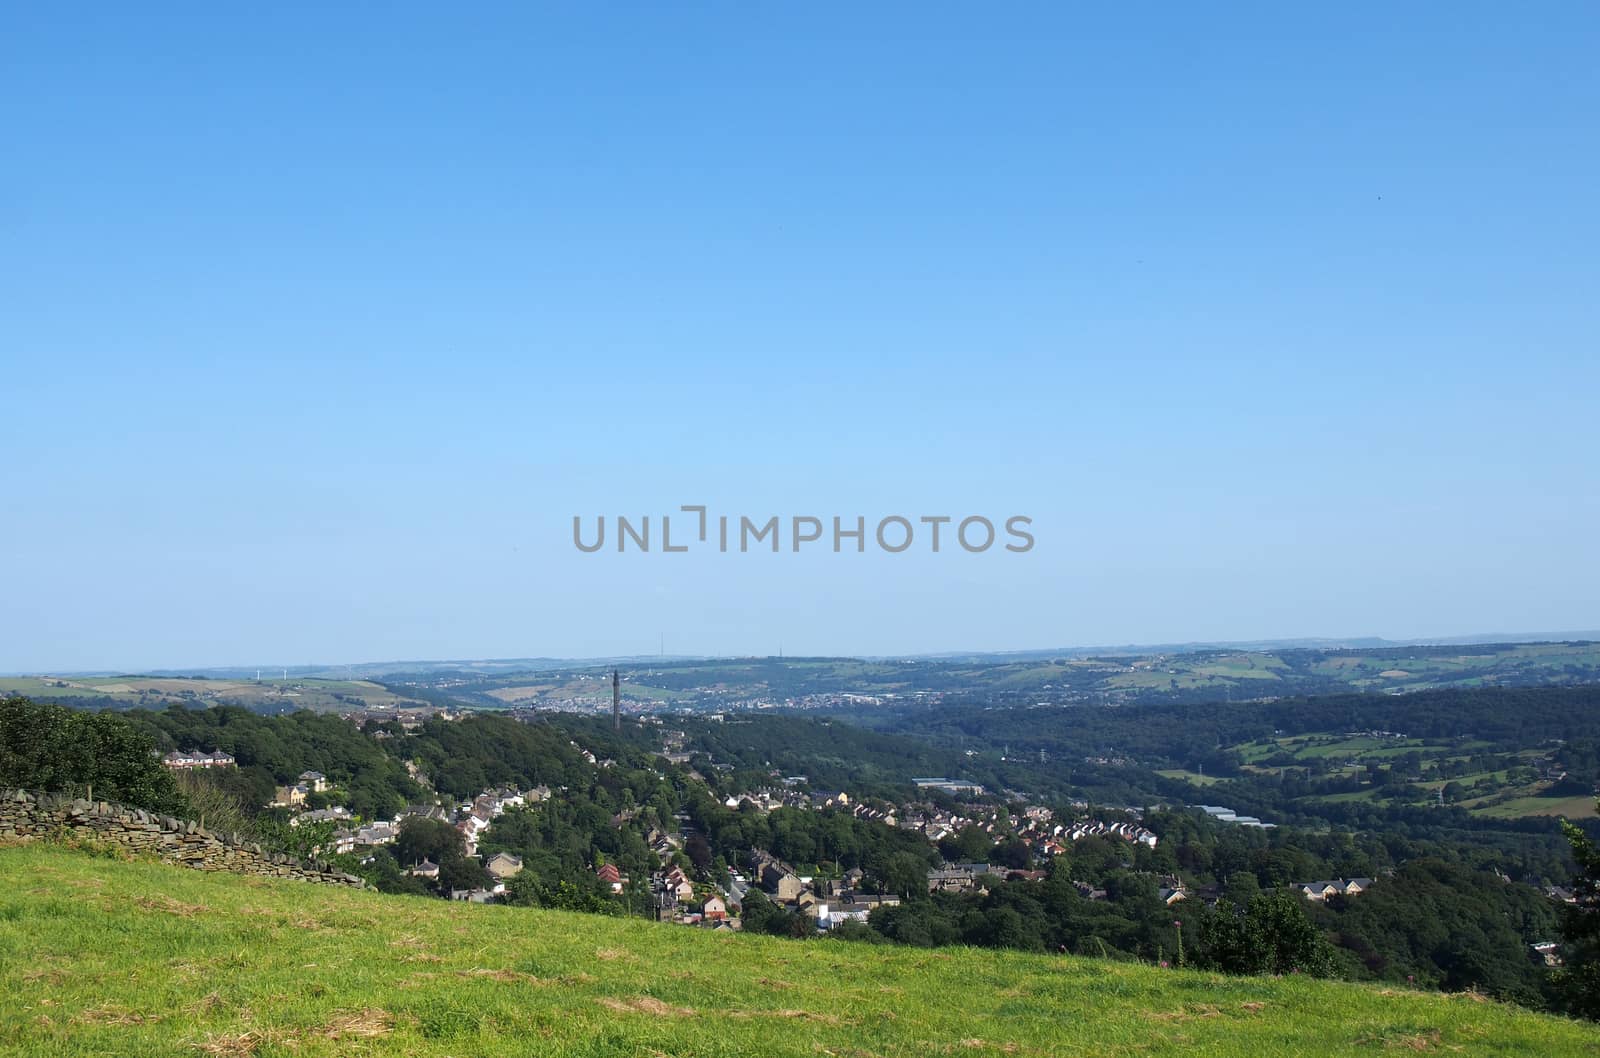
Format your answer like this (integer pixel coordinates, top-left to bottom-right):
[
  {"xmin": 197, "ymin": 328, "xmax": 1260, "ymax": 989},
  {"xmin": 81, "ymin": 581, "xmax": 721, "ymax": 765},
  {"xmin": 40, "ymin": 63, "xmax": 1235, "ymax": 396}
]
[
  {"xmin": 161, "ymin": 749, "xmax": 236, "ymax": 769},
  {"xmin": 1296, "ymin": 878, "xmax": 1376, "ymax": 902}
]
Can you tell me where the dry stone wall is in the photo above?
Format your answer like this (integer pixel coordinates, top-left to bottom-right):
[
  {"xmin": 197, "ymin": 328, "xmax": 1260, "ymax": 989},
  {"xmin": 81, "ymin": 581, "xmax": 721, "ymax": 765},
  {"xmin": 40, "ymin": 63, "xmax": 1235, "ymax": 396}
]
[{"xmin": 0, "ymin": 788, "xmax": 364, "ymax": 887}]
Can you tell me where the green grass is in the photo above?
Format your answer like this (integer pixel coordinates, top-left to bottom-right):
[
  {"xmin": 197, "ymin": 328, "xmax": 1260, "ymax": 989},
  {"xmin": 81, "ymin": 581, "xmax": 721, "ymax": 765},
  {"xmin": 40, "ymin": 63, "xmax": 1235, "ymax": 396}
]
[
  {"xmin": 1307, "ymin": 789, "xmax": 1381, "ymax": 804},
  {"xmin": 2, "ymin": 846, "xmax": 1597, "ymax": 1057},
  {"xmin": 1231, "ymin": 735, "xmax": 1455, "ymax": 764},
  {"xmin": 1154, "ymin": 769, "xmax": 1220, "ymax": 787},
  {"xmin": 1473, "ymin": 794, "xmax": 1600, "ymax": 820}
]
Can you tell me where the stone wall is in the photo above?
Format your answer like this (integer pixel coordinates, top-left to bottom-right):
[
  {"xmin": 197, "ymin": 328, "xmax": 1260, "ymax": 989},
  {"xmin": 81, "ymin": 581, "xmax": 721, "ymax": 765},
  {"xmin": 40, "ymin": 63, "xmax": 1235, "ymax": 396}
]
[{"xmin": 0, "ymin": 789, "xmax": 364, "ymax": 887}]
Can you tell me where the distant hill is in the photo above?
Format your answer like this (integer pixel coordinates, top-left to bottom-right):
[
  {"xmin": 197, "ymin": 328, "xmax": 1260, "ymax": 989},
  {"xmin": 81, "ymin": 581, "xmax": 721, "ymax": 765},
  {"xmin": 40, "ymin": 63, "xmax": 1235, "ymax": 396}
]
[
  {"xmin": 0, "ymin": 674, "xmax": 433, "ymax": 714},
  {"xmin": 1, "ymin": 845, "xmax": 1595, "ymax": 1057},
  {"xmin": 13, "ymin": 639, "xmax": 1600, "ymax": 715}
]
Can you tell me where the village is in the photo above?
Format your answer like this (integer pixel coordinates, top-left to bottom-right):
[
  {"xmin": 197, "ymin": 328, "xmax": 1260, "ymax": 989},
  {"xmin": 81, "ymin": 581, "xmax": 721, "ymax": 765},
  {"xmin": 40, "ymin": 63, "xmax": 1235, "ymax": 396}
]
[{"xmin": 163, "ymin": 731, "xmax": 1377, "ymax": 932}]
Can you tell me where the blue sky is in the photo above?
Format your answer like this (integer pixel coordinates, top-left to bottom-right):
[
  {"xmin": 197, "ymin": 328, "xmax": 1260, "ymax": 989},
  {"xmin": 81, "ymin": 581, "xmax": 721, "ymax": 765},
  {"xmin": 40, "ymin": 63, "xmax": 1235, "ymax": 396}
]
[{"xmin": 4, "ymin": 5, "xmax": 1598, "ymax": 671}]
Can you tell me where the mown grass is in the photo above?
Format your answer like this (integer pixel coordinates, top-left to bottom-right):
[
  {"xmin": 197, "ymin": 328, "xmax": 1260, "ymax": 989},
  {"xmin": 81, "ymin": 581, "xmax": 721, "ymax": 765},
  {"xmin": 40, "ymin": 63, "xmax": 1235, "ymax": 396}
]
[{"xmin": 2, "ymin": 845, "xmax": 1596, "ymax": 1057}]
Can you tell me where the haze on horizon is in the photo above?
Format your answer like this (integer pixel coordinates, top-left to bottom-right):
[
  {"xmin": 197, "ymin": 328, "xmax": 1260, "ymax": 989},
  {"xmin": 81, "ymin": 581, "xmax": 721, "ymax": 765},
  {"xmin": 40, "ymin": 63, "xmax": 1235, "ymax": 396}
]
[{"xmin": 4, "ymin": 7, "xmax": 1598, "ymax": 673}]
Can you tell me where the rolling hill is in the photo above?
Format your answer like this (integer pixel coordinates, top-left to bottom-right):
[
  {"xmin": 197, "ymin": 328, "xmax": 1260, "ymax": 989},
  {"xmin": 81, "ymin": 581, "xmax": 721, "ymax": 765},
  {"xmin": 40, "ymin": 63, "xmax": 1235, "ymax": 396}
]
[{"xmin": 2, "ymin": 844, "xmax": 1596, "ymax": 1057}]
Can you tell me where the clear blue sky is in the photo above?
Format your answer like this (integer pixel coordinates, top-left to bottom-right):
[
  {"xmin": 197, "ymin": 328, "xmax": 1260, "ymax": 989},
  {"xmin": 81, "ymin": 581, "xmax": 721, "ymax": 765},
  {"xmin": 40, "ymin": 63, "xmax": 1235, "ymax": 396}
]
[{"xmin": 4, "ymin": 5, "xmax": 1597, "ymax": 671}]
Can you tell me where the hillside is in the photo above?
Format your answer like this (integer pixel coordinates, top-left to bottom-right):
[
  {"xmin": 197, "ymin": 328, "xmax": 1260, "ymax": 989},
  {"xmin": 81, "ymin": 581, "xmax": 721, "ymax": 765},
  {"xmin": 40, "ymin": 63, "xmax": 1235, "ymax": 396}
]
[
  {"xmin": 2, "ymin": 847, "xmax": 1595, "ymax": 1057},
  {"xmin": 19, "ymin": 641, "xmax": 1600, "ymax": 717},
  {"xmin": 415, "ymin": 643, "xmax": 1600, "ymax": 712},
  {"xmin": 0, "ymin": 675, "xmax": 432, "ymax": 714}
]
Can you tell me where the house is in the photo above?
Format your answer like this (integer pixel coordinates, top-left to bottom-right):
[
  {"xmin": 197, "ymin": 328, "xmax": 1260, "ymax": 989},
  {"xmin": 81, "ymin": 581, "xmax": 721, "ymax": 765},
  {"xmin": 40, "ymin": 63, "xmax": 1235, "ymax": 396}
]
[
  {"xmin": 353, "ymin": 822, "xmax": 397, "ymax": 847},
  {"xmin": 1532, "ymin": 941, "xmax": 1563, "ymax": 967},
  {"xmin": 298, "ymin": 770, "xmax": 331, "ymax": 793},
  {"xmin": 272, "ymin": 784, "xmax": 308, "ymax": 808},
  {"xmin": 1299, "ymin": 882, "xmax": 1341, "ymax": 902},
  {"xmin": 485, "ymin": 852, "xmax": 524, "ymax": 880},
  {"xmin": 449, "ymin": 888, "xmax": 495, "ymax": 903},
  {"xmin": 851, "ymin": 892, "xmax": 901, "ymax": 910},
  {"xmin": 596, "ymin": 863, "xmax": 625, "ymax": 894},
  {"xmin": 703, "ymin": 896, "xmax": 727, "ymax": 921},
  {"xmin": 1158, "ymin": 886, "xmax": 1188, "ymax": 906},
  {"xmin": 762, "ymin": 864, "xmax": 805, "ymax": 903},
  {"xmin": 162, "ymin": 749, "xmax": 236, "ymax": 770},
  {"xmin": 842, "ymin": 867, "xmax": 865, "ymax": 889},
  {"xmin": 818, "ymin": 901, "xmax": 874, "ymax": 930},
  {"xmin": 1297, "ymin": 878, "xmax": 1375, "ymax": 902},
  {"xmin": 409, "ymin": 859, "xmax": 440, "ymax": 880},
  {"xmin": 455, "ymin": 819, "xmax": 480, "ymax": 857},
  {"xmin": 927, "ymin": 863, "xmax": 993, "ymax": 894},
  {"xmin": 928, "ymin": 868, "xmax": 977, "ymax": 893},
  {"xmin": 290, "ymin": 807, "xmax": 351, "ymax": 828}
]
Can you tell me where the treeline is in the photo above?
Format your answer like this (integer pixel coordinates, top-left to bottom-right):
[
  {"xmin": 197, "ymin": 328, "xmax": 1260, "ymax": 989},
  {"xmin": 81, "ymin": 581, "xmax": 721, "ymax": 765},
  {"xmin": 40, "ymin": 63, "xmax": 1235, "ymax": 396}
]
[
  {"xmin": 682, "ymin": 715, "xmax": 977, "ymax": 801},
  {"xmin": 123, "ymin": 705, "xmax": 422, "ymax": 819},
  {"xmin": 900, "ymin": 686, "xmax": 1600, "ymax": 773},
  {"xmin": 380, "ymin": 713, "xmax": 593, "ymax": 800}
]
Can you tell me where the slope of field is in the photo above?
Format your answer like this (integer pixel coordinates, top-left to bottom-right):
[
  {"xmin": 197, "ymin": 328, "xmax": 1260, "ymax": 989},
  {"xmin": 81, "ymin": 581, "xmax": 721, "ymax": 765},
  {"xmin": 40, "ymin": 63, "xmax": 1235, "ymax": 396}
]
[{"xmin": 2, "ymin": 846, "xmax": 1596, "ymax": 1057}]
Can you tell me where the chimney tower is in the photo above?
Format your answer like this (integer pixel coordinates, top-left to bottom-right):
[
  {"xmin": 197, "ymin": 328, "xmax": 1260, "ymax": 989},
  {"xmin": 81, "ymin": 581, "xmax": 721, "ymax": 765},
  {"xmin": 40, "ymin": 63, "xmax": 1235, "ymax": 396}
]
[{"xmin": 612, "ymin": 668, "xmax": 621, "ymax": 731}]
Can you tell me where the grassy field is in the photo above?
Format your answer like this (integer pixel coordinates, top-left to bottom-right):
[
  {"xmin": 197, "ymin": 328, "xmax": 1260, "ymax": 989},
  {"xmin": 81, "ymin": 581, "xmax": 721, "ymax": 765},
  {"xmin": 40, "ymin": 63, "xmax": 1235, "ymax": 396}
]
[
  {"xmin": 1308, "ymin": 643, "xmax": 1600, "ymax": 691},
  {"xmin": 1474, "ymin": 794, "xmax": 1600, "ymax": 820},
  {"xmin": 2, "ymin": 846, "xmax": 1597, "ymax": 1057},
  {"xmin": 1233, "ymin": 735, "xmax": 1450, "ymax": 764},
  {"xmin": 1154, "ymin": 769, "xmax": 1220, "ymax": 787}
]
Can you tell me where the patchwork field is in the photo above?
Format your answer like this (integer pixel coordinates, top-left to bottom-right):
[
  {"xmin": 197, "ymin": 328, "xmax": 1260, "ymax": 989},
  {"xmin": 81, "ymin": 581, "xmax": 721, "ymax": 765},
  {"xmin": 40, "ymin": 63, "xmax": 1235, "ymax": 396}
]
[
  {"xmin": 3, "ymin": 845, "xmax": 1597, "ymax": 1057},
  {"xmin": 1156, "ymin": 729, "xmax": 1599, "ymax": 822}
]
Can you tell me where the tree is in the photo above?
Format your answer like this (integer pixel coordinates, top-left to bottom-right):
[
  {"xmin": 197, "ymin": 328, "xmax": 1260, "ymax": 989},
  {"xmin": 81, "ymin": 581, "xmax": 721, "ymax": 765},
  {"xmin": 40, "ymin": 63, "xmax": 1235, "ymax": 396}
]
[
  {"xmin": 0, "ymin": 696, "xmax": 184, "ymax": 814},
  {"xmin": 941, "ymin": 825, "xmax": 991, "ymax": 863},
  {"xmin": 1555, "ymin": 809, "xmax": 1600, "ymax": 1020},
  {"xmin": 993, "ymin": 836, "xmax": 1032, "ymax": 870},
  {"xmin": 879, "ymin": 851, "xmax": 931, "ymax": 900},
  {"xmin": 739, "ymin": 889, "xmax": 803, "ymax": 937},
  {"xmin": 1198, "ymin": 891, "xmax": 1337, "ymax": 977},
  {"xmin": 438, "ymin": 855, "xmax": 492, "ymax": 894},
  {"xmin": 395, "ymin": 816, "xmax": 464, "ymax": 868},
  {"xmin": 685, "ymin": 832, "xmax": 713, "ymax": 873},
  {"xmin": 1223, "ymin": 871, "xmax": 1260, "ymax": 908}
]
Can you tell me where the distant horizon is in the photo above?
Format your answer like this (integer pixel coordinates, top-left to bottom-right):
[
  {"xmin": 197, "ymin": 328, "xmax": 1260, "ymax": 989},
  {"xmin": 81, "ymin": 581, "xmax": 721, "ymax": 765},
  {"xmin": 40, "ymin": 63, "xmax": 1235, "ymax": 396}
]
[{"xmin": 9, "ymin": 627, "xmax": 1599, "ymax": 679}]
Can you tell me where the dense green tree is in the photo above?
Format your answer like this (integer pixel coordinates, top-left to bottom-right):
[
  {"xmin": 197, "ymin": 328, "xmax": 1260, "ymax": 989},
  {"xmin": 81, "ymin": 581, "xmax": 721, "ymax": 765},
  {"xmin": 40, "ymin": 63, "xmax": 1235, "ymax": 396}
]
[
  {"xmin": 395, "ymin": 816, "xmax": 464, "ymax": 868},
  {"xmin": 940, "ymin": 825, "xmax": 992, "ymax": 863},
  {"xmin": 1555, "ymin": 808, "xmax": 1600, "ymax": 1019},
  {"xmin": 0, "ymin": 696, "xmax": 184, "ymax": 814},
  {"xmin": 1197, "ymin": 891, "xmax": 1337, "ymax": 977}
]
